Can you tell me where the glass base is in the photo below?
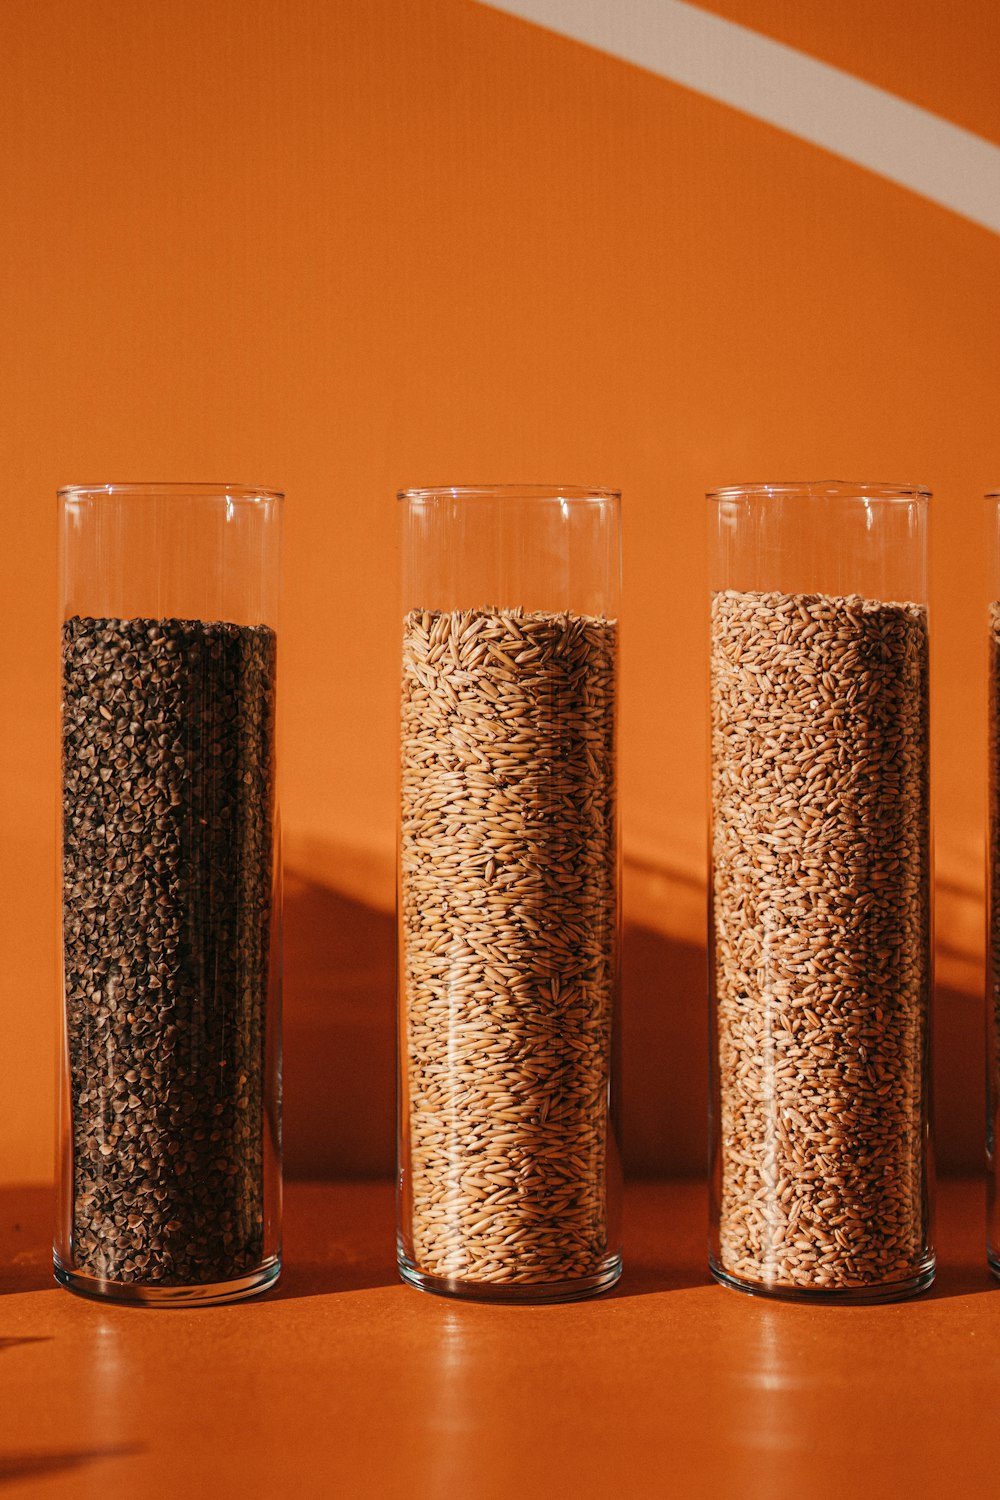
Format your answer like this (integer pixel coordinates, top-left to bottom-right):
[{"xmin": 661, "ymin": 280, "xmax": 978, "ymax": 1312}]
[
  {"xmin": 709, "ymin": 1253, "xmax": 935, "ymax": 1305},
  {"xmin": 53, "ymin": 1254, "xmax": 281, "ymax": 1306},
  {"xmin": 397, "ymin": 1250, "xmax": 622, "ymax": 1304},
  {"xmin": 987, "ymin": 1248, "xmax": 1000, "ymax": 1281}
]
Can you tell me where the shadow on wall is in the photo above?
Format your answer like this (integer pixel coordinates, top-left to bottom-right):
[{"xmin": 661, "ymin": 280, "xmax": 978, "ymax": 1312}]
[
  {"xmin": 935, "ymin": 984, "xmax": 984, "ymax": 1177},
  {"xmin": 283, "ymin": 871, "xmax": 983, "ymax": 1180},
  {"xmin": 284, "ymin": 871, "xmax": 397, "ymax": 1180}
]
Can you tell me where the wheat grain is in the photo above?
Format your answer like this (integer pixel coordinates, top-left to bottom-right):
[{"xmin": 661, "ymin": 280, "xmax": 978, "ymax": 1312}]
[{"xmin": 711, "ymin": 589, "xmax": 931, "ymax": 1295}]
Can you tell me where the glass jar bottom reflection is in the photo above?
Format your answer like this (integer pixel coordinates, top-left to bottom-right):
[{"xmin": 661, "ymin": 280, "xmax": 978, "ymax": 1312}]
[
  {"xmin": 53, "ymin": 1254, "xmax": 281, "ymax": 1306},
  {"xmin": 709, "ymin": 1253, "xmax": 934, "ymax": 1305},
  {"xmin": 397, "ymin": 1247, "xmax": 622, "ymax": 1303}
]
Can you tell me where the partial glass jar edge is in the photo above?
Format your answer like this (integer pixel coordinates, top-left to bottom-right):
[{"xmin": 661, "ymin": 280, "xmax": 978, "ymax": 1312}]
[
  {"xmin": 706, "ymin": 480, "xmax": 930, "ymax": 502},
  {"xmin": 58, "ymin": 482, "xmax": 284, "ymax": 501},
  {"xmin": 397, "ymin": 483, "xmax": 620, "ymax": 503}
]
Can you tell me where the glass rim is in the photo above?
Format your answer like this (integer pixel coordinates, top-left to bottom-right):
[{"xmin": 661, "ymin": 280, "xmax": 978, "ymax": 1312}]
[
  {"xmin": 397, "ymin": 483, "xmax": 620, "ymax": 503},
  {"xmin": 58, "ymin": 482, "xmax": 284, "ymax": 502},
  {"xmin": 707, "ymin": 480, "xmax": 930, "ymax": 502}
]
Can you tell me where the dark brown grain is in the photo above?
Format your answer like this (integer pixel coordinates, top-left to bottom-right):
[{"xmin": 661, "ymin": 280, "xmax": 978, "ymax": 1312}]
[{"xmin": 62, "ymin": 616, "xmax": 277, "ymax": 1286}]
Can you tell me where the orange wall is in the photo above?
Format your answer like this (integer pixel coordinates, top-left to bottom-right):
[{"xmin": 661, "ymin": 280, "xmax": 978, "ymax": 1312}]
[{"xmin": 2, "ymin": 0, "xmax": 999, "ymax": 1182}]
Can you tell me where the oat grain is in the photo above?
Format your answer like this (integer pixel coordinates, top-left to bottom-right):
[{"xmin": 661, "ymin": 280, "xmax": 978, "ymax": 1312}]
[{"xmin": 399, "ymin": 606, "xmax": 619, "ymax": 1287}]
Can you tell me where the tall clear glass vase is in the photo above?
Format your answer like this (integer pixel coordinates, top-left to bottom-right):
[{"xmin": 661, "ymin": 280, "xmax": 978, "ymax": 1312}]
[
  {"xmin": 397, "ymin": 484, "xmax": 622, "ymax": 1301},
  {"xmin": 986, "ymin": 489, "xmax": 1000, "ymax": 1280},
  {"xmin": 55, "ymin": 483, "xmax": 283, "ymax": 1305},
  {"xmin": 708, "ymin": 481, "xmax": 934, "ymax": 1302}
]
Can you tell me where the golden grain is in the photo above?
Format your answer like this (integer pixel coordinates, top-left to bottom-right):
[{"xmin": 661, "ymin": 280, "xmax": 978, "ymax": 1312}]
[
  {"xmin": 399, "ymin": 606, "xmax": 618, "ymax": 1287},
  {"xmin": 711, "ymin": 589, "xmax": 931, "ymax": 1293}
]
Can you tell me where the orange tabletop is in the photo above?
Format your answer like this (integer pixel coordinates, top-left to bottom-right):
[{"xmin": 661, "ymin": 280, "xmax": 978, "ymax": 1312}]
[{"xmin": 2, "ymin": 1179, "xmax": 997, "ymax": 1499}]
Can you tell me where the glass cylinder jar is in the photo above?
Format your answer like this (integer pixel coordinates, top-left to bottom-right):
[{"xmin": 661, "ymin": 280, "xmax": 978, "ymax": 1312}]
[
  {"xmin": 987, "ymin": 490, "xmax": 1000, "ymax": 1280},
  {"xmin": 396, "ymin": 484, "xmax": 622, "ymax": 1301},
  {"xmin": 708, "ymin": 481, "xmax": 933, "ymax": 1302},
  {"xmin": 55, "ymin": 483, "xmax": 283, "ymax": 1304}
]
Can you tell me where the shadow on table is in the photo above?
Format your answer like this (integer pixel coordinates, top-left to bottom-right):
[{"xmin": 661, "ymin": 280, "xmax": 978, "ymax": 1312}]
[
  {"xmin": 607, "ymin": 1263, "xmax": 712, "ymax": 1299},
  {"xmin": 265, "ymin": 1265, "xmax": 390, "ymax": 1300},
  {"xmin": 0, "ymin": 1445, "xmax": 143, "ymax": 1486},
  {"xmin": 609, "ymin": 1258, "xmax": 1000, "ymax": 1307},
  {"xmin": 922, "ymin": 1260, "xmax": 1000, "ymax": 1303}
]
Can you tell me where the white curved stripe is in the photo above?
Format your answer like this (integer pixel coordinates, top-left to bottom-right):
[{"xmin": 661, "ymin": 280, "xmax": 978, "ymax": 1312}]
[{"xmin": 475, "ymin": 0, "xmax": 1000, "ymax": 236}]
